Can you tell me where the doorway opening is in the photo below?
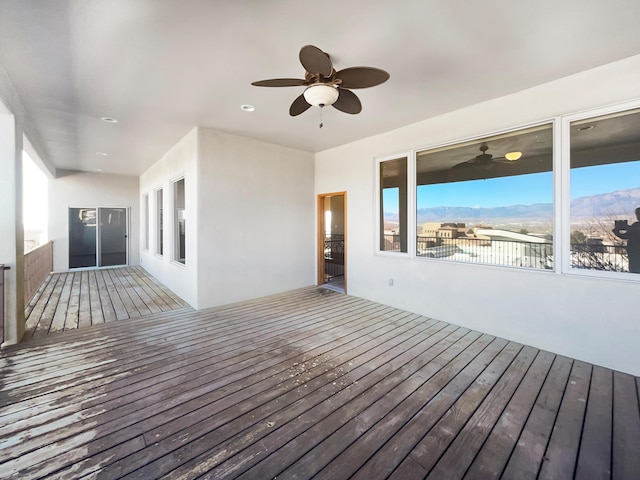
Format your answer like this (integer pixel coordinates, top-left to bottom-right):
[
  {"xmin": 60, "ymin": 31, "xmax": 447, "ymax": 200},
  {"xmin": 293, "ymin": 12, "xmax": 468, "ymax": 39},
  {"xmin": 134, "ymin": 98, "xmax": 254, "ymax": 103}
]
[
  {"xmin": 318, "ymin": 192, "xmax": 346, "ymax": 293},
  {"xmin": 69, "ymin": 207, "xmax": 128, "ymax": 269}
]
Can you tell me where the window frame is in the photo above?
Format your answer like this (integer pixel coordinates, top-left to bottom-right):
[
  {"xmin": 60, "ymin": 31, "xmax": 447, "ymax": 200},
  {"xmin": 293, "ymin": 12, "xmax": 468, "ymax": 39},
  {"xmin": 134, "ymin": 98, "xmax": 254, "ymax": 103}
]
[
  {"xmin": 375, "ymin": 153, "xmax": 412, "ymax": 256},
  {"xmin": 374, "ymin": 102, "xmax": 640, "ymax": 283},
  {"xmin": 155, "ymin": 187, "xmax": 164, "ymax": 257},
  {"xmin": 143, "ymin": 193, "xmax": 149, "ymax": 251},
  {"xmin": 561, "ymin": 100, "xmax": 640, "ymax": 281},
  {"xmin": 411, "ymin": 121, "xmax": 557, "ymax": 272},
  {"xmin": 171, "ymin": 176, "xmax": 186, "ymax": 266}
]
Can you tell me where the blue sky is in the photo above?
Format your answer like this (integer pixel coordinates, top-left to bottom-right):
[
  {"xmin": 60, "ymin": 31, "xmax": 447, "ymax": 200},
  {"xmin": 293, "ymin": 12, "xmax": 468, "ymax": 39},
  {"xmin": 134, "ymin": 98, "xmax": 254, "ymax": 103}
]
[{"xmin": 383, "ymin": 160, "xmax": 640, "ymax": 214}]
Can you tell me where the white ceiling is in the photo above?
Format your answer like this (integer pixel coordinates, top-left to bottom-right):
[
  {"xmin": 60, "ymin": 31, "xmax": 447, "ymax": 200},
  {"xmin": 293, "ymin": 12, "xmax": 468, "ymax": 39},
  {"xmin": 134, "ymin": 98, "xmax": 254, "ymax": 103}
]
[{"xmin": 1, "ymin": 0, "xmax": 640, "ymax": 177}]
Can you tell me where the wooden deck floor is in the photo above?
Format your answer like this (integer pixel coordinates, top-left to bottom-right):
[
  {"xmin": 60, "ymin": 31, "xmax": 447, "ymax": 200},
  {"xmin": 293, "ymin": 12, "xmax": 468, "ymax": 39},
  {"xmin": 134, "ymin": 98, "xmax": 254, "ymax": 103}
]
[
  {"xmin": 1, "ymin": 286, "xmax": 639, "ymax": 479},
  {"xmin": 24, "ymin": 266, "xmax": 189, "ymax": 339}
]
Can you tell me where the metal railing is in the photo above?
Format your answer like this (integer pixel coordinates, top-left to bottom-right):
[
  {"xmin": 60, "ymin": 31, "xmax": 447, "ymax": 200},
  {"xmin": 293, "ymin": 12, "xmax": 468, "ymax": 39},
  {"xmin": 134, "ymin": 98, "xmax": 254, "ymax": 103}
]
[
  {"xmin": 1, "ymin": 264, "xmax": 9, "ymax": 344},
  {"xmin": 416, "ymin": 236, "xmax": 554, "ymax": 269},
  {"xmin": 383, "ymin": 236, "xmax": 635, "ymax": 273},
  {"xmin": 570, "ymin": 243, "xmax": 629, "ymax": 272},
  {"xmin": 382, "ymin": 234, "xmax": 403, "ymax": 253},
  {"xmin": 324, "ymin": 234, "xmax": 344, "ymax": 279}
]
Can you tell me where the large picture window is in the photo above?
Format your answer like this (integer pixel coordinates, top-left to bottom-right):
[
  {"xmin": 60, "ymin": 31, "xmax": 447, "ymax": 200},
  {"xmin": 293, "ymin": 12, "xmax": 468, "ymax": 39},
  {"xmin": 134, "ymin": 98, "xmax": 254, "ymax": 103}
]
[
  {"xmin": 569, "ymin": 108, "xmax": 640, "ymax": 274},
  {"xmin": 379, "ymin": 156, "xmax": 408, "ymax": 253},
  {"xmin": 415, "ymin": 124, "xmax": 554, "ymax": 269}
]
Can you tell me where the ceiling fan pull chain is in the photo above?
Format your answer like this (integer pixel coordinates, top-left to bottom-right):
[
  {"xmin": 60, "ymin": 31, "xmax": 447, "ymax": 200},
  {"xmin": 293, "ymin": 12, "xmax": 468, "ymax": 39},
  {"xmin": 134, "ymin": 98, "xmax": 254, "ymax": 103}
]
[{"xmin": 319, "ymin": 106, "xmax": 324, "ymax": 129}]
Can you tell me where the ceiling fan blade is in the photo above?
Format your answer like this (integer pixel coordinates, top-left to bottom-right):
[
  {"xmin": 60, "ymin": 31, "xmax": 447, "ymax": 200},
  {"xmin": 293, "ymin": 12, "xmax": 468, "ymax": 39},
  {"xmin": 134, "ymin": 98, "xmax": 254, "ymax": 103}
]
[
  {"xmin": 451, "ymin": 161, "xmax": 473, "ymax": 169},
  {"xmin": 299, "ymin": 45, "xmax": 333, "ymax": 77},
  {"xmin": 252, "ymin": 78, "xmax": 307, "ymax": 87},
  {"xmin": 289, "ymin": 93, "xmax": 312, "ymax": 116},
  {"xmin": 332, "ymin": 88, "xmax": 362, "ymax": 114},
  {"xmin": 336, "ymin": 67, "xmax": 390, "ymax": 89}
]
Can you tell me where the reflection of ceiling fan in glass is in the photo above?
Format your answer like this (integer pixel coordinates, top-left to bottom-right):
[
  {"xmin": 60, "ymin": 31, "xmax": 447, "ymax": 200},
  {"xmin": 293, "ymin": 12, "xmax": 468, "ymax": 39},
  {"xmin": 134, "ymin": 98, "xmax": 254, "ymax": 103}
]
[
  {"xmin": 251, "ymin": 45, "xmax": 390, "ymax": 116},
  {"xmin": 453, "ymin": 144, "xmax": 522, "ymax": 170}
]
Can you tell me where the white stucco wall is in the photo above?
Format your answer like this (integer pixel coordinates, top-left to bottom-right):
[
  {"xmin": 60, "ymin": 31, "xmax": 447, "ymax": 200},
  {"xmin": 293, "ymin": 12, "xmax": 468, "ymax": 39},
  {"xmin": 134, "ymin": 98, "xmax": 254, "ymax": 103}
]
[
  {"xmin": 48, "ymin": 171, "xmax": 139, "ymax": 272},
  {"xmin": 197, "ymin": 129, "xmax": 315, "ymax": 308},
  {"xmin": 139, "ymin": 128, "xmax": 198, "ymax": 308},
  {"xmin": 315, "ymin": 54, "xmax": 640, "ymax": 376}
]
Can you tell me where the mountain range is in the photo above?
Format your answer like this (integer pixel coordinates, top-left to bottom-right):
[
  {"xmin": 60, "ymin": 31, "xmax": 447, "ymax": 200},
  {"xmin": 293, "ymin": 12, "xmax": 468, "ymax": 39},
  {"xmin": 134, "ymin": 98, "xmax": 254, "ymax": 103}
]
[{"xmin": 385, "ymin": 187, "xmax": 640, "ymax": 224}]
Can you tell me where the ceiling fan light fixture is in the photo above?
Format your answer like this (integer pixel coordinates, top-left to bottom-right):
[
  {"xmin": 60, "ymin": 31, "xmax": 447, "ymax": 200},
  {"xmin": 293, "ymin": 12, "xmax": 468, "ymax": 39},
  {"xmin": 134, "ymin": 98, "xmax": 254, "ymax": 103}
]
[
  {"xmin": 303, "ymin": 84, "xmax": 339, "ymax": 107},
  {"xmin": 505, "ymin": 151, "xmax": 522, "ymax": 161}
]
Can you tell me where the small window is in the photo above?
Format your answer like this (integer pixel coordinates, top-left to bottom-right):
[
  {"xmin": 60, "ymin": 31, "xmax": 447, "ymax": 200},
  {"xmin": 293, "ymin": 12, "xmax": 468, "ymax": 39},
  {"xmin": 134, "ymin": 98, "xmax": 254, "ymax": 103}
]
[
  {"xmin": 379, "ymin": 157, "xmax": 408, "ymax": 253},
  {"xmin": 570, "ymin": 108, "xmax": 640, "ymax": 274},
  {"xmin": 156, "ymin": 188, "xmax": 163, "ymax": 256},
  {"xmin": 415, "ymin": 124, "xmax": 554, "ymax": 269},
  {"xmin": 173, "ymin": 178, "xmax": 185, "ymax": 264},
  {"xmin": 143, "ymin": 194, "xmax": 149, "ymax": 250}
]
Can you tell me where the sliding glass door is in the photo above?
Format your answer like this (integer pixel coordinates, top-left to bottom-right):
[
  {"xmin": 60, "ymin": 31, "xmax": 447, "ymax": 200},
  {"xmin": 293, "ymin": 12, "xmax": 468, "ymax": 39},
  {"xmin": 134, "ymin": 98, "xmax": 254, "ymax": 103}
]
[{"xmin": 69, "ymin": 207, "xmax": 128, "ymax": 268}]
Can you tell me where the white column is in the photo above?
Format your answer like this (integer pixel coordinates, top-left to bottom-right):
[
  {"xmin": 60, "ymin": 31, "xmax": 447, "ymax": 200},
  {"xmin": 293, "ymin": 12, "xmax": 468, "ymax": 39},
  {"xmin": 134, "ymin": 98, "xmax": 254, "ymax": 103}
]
[{"xmin": 0, "ymin": 111, "xmax": 25, "ymax": 345}]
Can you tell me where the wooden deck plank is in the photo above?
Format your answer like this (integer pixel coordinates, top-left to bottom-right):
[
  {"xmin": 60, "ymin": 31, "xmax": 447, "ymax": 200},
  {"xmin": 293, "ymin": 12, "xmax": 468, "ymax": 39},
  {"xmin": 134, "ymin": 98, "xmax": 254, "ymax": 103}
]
[
  {"xmin": 112, "ymin": 267, "xmax": 152, "ymax": 316},
  {"xmin": 501, "ymin": 355, "xmax": 573, "ymax": 480},
  {"xmin": 24, "ymin": 273, "xmax": 53, "ymax": 320},
  {"xmin": 64, "ymin": 272, "xmax": 81, "ymax": 330},
  {"xmin": 245, "ymin": 329, "xmax": 486, "ymax": 480},
  {"xmin": 612, "ymin": 370, "xmax": 640, "ymax": 479},
  {"xmin": 0, "ymin": 294, "xmax": 362, "ymax": 419},
  {"xmin": 135, "ymin": 265, "xmax": 189, "ymax": 308},
  {"xmin": 1, "ymin": 297, "xmax": 367, "ymax": 420},
  {"xmin": 574, "ymin": 365, "xmax": 613, "ymax": 480},
  {"xmin": 100, "ymin": 267, "xmax": 130, "ymax": 320},
  {"xmin": 123, "ymin": 267, "xmax": 164, "ymax": 314},
  {"xmin": 2, "ymin": 301, "xmax": 399, "ymax": 477},
  {"xmin": 1, "ymin": 294, "xmax": 364, "ymax": 448},
  {"xmin": 387, "ymin": 342, "xmax": 523, "ymax": 479},
  {"xmin": 106, "ymin": 268, "xmax": 143, "ymax": 318},
  {"xmin": 462, "ymin": 350, "xmax": 556, "ymax": 479},
  {"xmin": 31, "ymin": 273, "xmax": 66, "ymax": 338},
  {"xmin": 529, "ymin": 359, "xmax": 592, "ymax": 479},
  {"xmin": 95, "ymin": 270, "xmax": 117, "ymax": 322},
  {"xmin": 23, "ymin": 274, "xmax": 55, "ymax": 337},
  {"xmin": 1, "ymin": 287, "xmax": 639, "ymax": 480},
  {"xmin": 22, "ymin": 266, "xmax": 189, "ymax": 338},
  {"xmin": 127, "ymin": 267, "xmax": 173, "ymax": 311},
  {"xmin": 87, "ymin": 271, "xmax": 105, "ymax": 325},
  {"xmin": 77, "ymin": 271, "xmax": 92, "ymax": 328},
  {"xmin": 48, "ymin": 273, "xmax": 73, "ymax": 333},
  {"xmin": 92, "ymin": 313, "xmax": 440, "ymax": 479},
  {"xmin": 426, "ymin": 345, "xmax": 540, "ymax": 479},
  {"xmin": 155, "ymin": 321, "xmax": 461, "ymax": 480}
]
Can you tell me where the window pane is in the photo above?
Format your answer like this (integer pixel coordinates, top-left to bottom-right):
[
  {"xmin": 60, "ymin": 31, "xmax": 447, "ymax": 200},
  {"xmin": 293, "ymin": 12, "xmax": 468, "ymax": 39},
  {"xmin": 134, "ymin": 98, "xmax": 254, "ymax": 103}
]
[
  {"xmin": 416, "ymin": 124, "xmax": 553, "ymax": 269},
  {"xmin": 570, "ymin": 108, "xmax": 640, "ymax": 274},
  {"xmin": 143, "ymin": 194, "xmax": 149, "ymax": 250},
  {"xmin": 173, "ymin": 178, "xmax": 185, "ymax": 264},
  {"xmin": 69, "ymin": 208, "xmax": 96, "ymax": 268},
  {"xmin": 156, "ymin": 189, "xmax": 163, "ymax": 255},
  {"xmin": 380, "ymin": 157, "xmax": 407, "ymax": 252}
]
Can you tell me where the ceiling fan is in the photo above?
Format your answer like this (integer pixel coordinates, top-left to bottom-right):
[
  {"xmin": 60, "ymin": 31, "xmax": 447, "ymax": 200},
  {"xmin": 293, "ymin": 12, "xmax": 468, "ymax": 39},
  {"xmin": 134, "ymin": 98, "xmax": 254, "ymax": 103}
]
[
  {"xmin": 452, "ymin": 144, "xmax": 522, "ymax": 170},
  {"xmin": 251, "ymin": 45, "xmax": 390, "ymax": 116}
]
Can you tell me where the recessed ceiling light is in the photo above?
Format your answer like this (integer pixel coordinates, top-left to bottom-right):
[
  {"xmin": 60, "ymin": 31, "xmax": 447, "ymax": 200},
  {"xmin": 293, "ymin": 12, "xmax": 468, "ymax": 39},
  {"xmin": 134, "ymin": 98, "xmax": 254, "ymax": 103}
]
[
  {"xmin": 240, "ymin": 104, "xmax": 255, "ymax": 112},
  {"xmin": 96, "ymin": 152, "xmax": 108, "ymax": 156},
  {"xmin": 95, "ymin": 168, "xmax": 102, "ymax": 172},
  {"xmin": 576, "ymin": 125, "xmax": 594, "ymax": 131},
  {"xmin": 505, "ymin": 151, "xmax": 523, "ymax": 161},
  {"xmin": 101, "ymin": 116, "xmax": 118, "ymax": 123}
]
